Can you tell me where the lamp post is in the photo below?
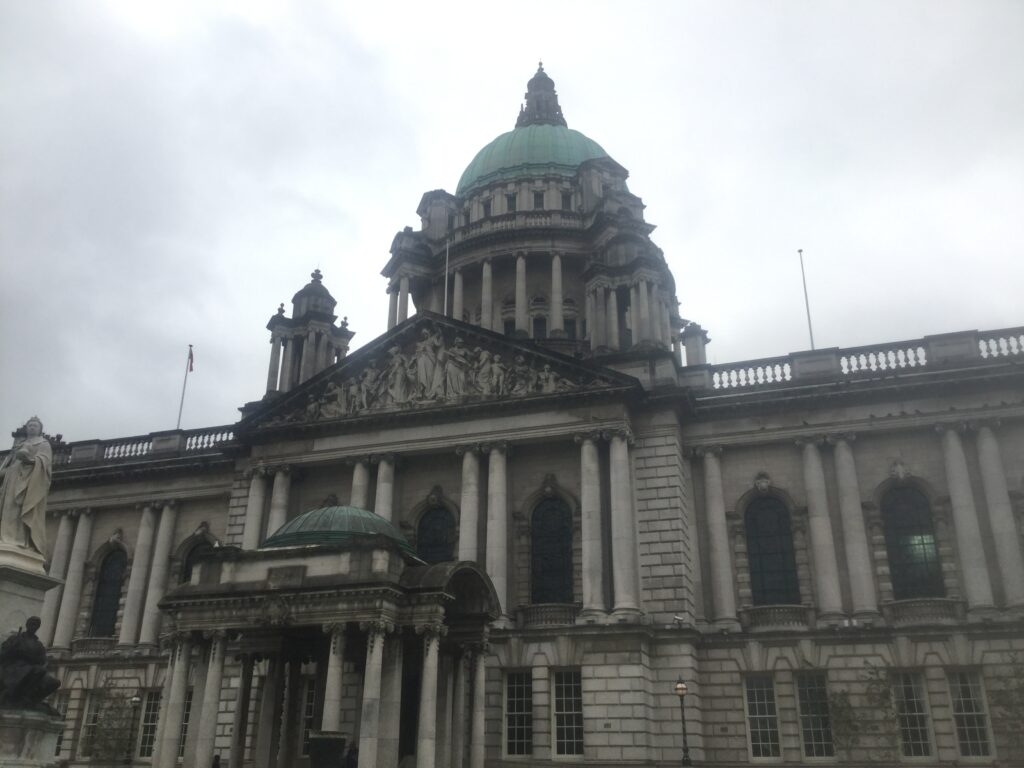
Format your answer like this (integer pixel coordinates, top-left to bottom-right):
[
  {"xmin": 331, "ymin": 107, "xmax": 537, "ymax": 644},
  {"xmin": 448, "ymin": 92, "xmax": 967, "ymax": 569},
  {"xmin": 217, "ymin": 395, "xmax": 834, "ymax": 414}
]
[
  {"xmin": 125, "ymin": 693, "xmax": 143, "ymax": 764},
  {"xmin": 674, "ymin": 679, "xmax": 692, "ymax": 766}
]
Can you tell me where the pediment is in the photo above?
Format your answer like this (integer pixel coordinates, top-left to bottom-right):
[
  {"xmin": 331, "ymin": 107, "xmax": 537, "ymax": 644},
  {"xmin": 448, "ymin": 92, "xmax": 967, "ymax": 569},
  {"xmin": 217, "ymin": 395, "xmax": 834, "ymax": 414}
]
[{"xmin": 247, "ymin": 313, "xmax": 638, "ymax": 430}]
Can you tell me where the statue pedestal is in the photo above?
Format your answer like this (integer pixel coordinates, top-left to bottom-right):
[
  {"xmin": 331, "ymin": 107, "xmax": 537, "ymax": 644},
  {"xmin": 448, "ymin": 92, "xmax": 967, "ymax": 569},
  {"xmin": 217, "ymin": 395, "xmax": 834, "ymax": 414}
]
[
  {"xmin": 0, "ymin": 709, "xmax": 63, "ymax": 767},
  {"xmin": 0, "ymin": 544, "xmax": 60, "ymax": 631}
]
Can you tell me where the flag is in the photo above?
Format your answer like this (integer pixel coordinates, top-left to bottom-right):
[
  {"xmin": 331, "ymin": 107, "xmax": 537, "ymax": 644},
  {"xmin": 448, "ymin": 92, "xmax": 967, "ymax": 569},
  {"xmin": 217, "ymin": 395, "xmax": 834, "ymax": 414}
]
[{"xmin": 187, "ymin": 345, "xmax": 194, "ymax": 372}]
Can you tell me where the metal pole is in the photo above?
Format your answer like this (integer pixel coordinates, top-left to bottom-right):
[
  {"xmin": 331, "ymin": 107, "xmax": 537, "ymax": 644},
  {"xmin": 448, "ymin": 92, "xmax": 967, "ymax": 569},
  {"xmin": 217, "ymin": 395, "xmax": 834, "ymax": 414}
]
[
  {"xmin": 679, "ymin": 693, "xmax": 692, "ymax": 766},
  {"xmin": 798, "ymin": 248, "xmax": 815, "ymax": 350},
  {"xmin": 175, "ymin": 345, "xmax": 192, "ymax": 430}
]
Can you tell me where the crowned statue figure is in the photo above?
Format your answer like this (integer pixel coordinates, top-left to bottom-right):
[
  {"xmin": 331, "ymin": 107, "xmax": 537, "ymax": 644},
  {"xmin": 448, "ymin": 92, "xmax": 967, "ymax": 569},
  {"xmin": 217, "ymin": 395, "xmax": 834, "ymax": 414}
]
[{"xmin": 0, "ymin": 417, "xmax": 53, "ymax": 557}]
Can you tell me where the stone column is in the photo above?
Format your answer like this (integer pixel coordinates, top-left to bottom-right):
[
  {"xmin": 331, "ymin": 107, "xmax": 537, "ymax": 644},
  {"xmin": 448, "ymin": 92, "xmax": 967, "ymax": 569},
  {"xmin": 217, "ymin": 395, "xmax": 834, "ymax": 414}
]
[
  {"xmin": 277, "ymin": 659, "xmax": 303, "ymax": 762},
  {"xmin": 242, "ymin": 468, "xmax": 269, "ymax": 550},
  {"xmin": 451, "ymin": 651, "xmax": 467, "ymax": 768},
  {"xmin": 586, "ymin": 291, "xmax": 596, "ymax": 348},
  {"xmin": 609, "ymin": 431, "xmax": 641, "ymax": 618},
  {"xmin": 156, "ymin": 636, "xmax": 193, "ymax": 768},
  {"xmin": 254, "ymin": 656, "xmax": 284, "ymax": 768},
  {"xmin": 266, "ymin": 335, "xmax": 283, "ymax": 393},
  {"xmin": 638, "ymin": 279, "xmax": 651, "ymax": 342},
  {"xmin": 228, "ymin": 654, "xmax": 255, "ymax": 768},
  {"xmin": 939, "ymin": 425, "xmax": 995, "ymax": 610},
  {"xmin": 321, "ymin": 623, "xmax": 346, "ymax": 731},
  {"xmin": 278, "ymin": 336, "xmax": 295, "ymax": 392},
  {"xmin": 606, "ymin": 288, "xmax": 620, "ymax": 350},
  {"xmin": 118, "ymin": 503, "xmax": 159, "ymax": 645},
  {"xmin": 265, "ymin": 467, "xmax": 291, "ymax": 539},
  {"xmin": 576, "ymin": 434, "xmax": 605, "ymax": 619},
  {"xmin": 357, "ymin": 622, "xmax": 389, "ymax": 767},
  {"xmin": 592, "ymin": 286, "xmax": 607, "ymax": 348},
  {"xmin": 830, "ymin": 436, "xmax": 878, "ymax": 618},
  {"xmin": 350, "ymin": 459, "xmax": 370, "ymax": 509},
  {"xmin": 469, "ymin": 647, "xmax": 487, "ymax": 768},
  {"xmin": 374, "ymin": 455, "xmax": 396, "ymax": 523},
  {"xmin": 550, "ymin": 253, "xmax": 564, "ymax": 334},
  {"xmin": 453, "ymin": 269, "xmax": 464, "ymax": 320},
  {"xmin": 648, "ymin": 283, "xmax": 662, "ymax": 344},
  {"xmin": 977, "ymin": 424, "xmax": 1024, "ymax": 605},
  {"xmin": 629, "ymin": 283, "xmax": 640, "ymax": 345},
  {"xmin": 139, "ymin": 501, "xmax": 179, "ymax": 646},
  {"xmin": 388, "ymin": 286, "xmax": 399, "ymax": 329},
  {"xmin": 379, "ymin": 636, "xmax": 404, "ymax": 767},
  {"xmin": 416, "ymin": 625, "xmax": 444, "ymax": 768},
  {"xmin": 515, "ymin": 253, "xmax": 528, "ymax": 334},
  {"xmin": 480, "ymin": 259, "xmax": 493, "ymax": 330},
  {"xmin": 485, "ymin": 443, "xmax": 509, "ymax": 615},
  {"xmin": 800, "ymin": 440, "xmax": 844, "ymax": 620},
  {"xmin": 40, "ymin": 511, "xmax": 75, "ymax": 646},
  {"xmin": 458, "ymin": 447, "xmax": 481, "ymax": 562},
  {"xmin": 52, "ymin": 509, "xmax": 94, "ymax": 649},
  {"xmin": 298, "ymin": 328, "xmax": 316, "ymax": 383},
  {"xmin": 194, "ymin": 632, "xmax": 226, "ymax": 766},
  {"xmin": 437, "ymin": 653, "xmax": 453, "ymax": 767},
  {"xmin": 398, "ymin": 276, "xmax": 410, "ymax": 322},
  {"xmin": 700, "ymin": 448, "xmax": 737, "ymax": 626}
]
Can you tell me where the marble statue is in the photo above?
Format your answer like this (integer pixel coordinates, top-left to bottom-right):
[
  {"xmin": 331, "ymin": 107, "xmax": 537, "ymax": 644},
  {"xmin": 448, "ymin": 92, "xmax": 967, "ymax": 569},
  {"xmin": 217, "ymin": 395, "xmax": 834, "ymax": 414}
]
[
  {"xmin": 0, "ymin": 616, "xmax": 61, "ymax": 714},
  {"xmin": 0, "ymin": 417, "xmax": 52, "ymax": 557}
]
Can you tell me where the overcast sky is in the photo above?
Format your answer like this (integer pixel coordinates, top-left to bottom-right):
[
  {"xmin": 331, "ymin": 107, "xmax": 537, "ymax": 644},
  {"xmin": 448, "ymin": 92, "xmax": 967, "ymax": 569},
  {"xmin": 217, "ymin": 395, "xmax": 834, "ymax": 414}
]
[{"xmin": 2, "ymin": 1, "xmax": 1022, "ymax": 442}]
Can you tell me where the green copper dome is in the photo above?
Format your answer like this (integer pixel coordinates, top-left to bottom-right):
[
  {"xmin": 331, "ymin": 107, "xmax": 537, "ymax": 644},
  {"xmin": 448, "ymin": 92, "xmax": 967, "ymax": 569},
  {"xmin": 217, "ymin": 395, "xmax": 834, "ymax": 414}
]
[
  {"xmin": 456, "ymin": 124, "xmax": 608, "ymax": 196},
  {"xmin": 263, "ymin": 505, "xmax": 415, "ymax": 555}
]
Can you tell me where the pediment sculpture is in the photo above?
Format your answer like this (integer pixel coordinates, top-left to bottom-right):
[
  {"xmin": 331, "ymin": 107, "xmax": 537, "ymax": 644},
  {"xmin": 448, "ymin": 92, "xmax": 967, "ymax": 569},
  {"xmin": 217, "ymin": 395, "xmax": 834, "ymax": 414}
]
[{"xmin": 268, "ymin": 323, "xmax": 605, "ymax": 425}]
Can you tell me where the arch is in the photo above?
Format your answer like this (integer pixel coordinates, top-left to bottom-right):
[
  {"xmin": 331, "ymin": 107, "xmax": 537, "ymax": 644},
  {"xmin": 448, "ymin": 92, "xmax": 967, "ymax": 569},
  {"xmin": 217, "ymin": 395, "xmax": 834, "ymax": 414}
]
[
  {"xmin": 880, "ymin": 484, "xmax": 944, "ymax": 600},
  {"xmin": 530, "ymin": 496, "xmax": 574, "ymax": 604},
  {"xmin": 172, "ymin": 523, "xmax": 219, "ymax": 584},
  {"xmin": 90, "ymin": 548, "xmax": 127, "ymax": 637},
  {"xmin": 399, "ymin": 561, "xmax": 501, "ymax": 620},
  {"xmin": 179, "ymin": 540, "xmax": 215, "ymax": 584},
  {"xmin": 744, "ymin": 494, "xmax": 801, "ymax": 606},
  {"xmin": 408, "ymin": 487, "xmax": 459, "ymax": 565}
]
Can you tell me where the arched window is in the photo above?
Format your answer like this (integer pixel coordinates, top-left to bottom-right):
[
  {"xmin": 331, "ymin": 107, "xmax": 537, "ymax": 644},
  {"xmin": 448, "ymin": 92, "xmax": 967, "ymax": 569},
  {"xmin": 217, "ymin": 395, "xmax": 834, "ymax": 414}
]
[
  {"xmin": 180, "ymin": 541, "xmax": 215, "ymax": 584},
  {"xmin": 882, "ymin": 486, "xmax": 944, "ymax": 600},
  {"xmin": 90, "ymin": 549, "xmax": 127, "ymax": 636},
  {"xmin": 417, "ymin": 506, "xmax": 455, "ymax": 564},
  {"xmin": 531, "ymin": 497, "xmax": 573, "ymax": 604},
  {"xmin": 745, "ymin": 496, "xmax": 800, "ymax": 605}
]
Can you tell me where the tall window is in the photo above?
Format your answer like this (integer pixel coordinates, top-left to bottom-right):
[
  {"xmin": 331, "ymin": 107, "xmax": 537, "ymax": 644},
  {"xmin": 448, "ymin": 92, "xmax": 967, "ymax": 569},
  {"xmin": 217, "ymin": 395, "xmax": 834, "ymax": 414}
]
[
  {"xmin": 301, "ymin": 678, "xmax": 317, "ymax": 756},
  {"xmin": 533, "ymin": 191, "xmax": 545, "ymax": 209},
  {"xmin": 531, "ymin": 498, "xmax": 573, "ymax": 604},
  {"xmin": 180, "ymin": 541, "xmax": 214, "ymax": 584},
  {"xmin": 482, "ymin": 199, "xmax": 492, "ymax": 218},
  {"xmin": 893, "ymin": 672, "xmax": 932, "ymax": 757},
  {"xmin": 796, "ymin": 673, "xmax": 835, "ymax": 758},
  {"xmin": 561, "ymin": 191, "xmax": 572, "ymax": 211},
  {"xmin": 417, "ymin": 505, "xmax": 455, "ymax": 564},
  {"xmin": 745, "ymin": 497, "xmax": 800, "ymax": 605},
  {"xmin": 505, "ymin": 671, "xmax": 533, "ymax": 756},
  {"xmin": 80, "ymin": 693, "xmax": 100, "ymax": 757},
  {"xmin": 949, "ymin": 672, "xmax": 991, "ymax": 757},
  {"xmin": 532, "ymin": 316, "xmax": 547, "ymax": 340},
  {"xmin": 882, "ymin": 486, "xmax": 944, "ymax": 600},
  {"xmin": 138, "ymin": 691, "xmax": 162, "ymax": 758},
  {"xmin": 745, "ymin": 675, "xmax": 781, "ymax": 758},
  {"xmin": 90, "ymin": 549, "xmax": 127, "ymax": 636},
  {"xmin": 53, "ymin": 692, "xmax": 69, "ymax": 756},
  {"xmin": 506, "ymin": 193, "xmax": 517, "ymax": 212},
  {"xmin": 178, "ymin": 688, "xmax": 193, "ymax": 759},
  {"xmin": 564, "ymin": 318, "xmax": 577, "ymax": 340},
  {"xmin": 553, "ymin": 670, "xmax": 583, "ymax": 756},
  {"xmin": 503, "ymin": 319, "xmax": 516, "ymax": 336}
]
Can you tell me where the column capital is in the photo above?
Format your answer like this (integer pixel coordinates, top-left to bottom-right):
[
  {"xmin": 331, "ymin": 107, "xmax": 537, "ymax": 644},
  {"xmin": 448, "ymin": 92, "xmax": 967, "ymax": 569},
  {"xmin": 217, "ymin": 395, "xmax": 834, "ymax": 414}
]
[
  {"xmin": 794, "ymin": 435, "xmax": 829, "ymax": 449},
  {"xmin": 455, "ymin": 444, "xmax": 482, "ymax": 457},
  {"xmin": 359, "ymin": 619, "xmax": 395, "ymax": 636},
  {"xmin": 415, "ymin": 621, "xmax": 448, "ymax": 640},
  {"xmin": 370, "ymin": 453, "xmax": 397, "ymax": 465},
  {"xmin": 203, "ymin": 628, "xmax": 228, "ymax": 642},
  {"xmin": 268, "ymin": 463, "xmax": 292, "ymax": 475},
  {"xmin": 322, "ymin": 621, "xmax": 347, "ymax": 636},
  {"xmin": 971, "ymin": 418, "xmax": 1002, "ymax": 432},
  {"xmin": 934, "ymin": 420, "xmax": 971, "ymax": 436},
  {"xmin": 601, "ymin": 426, "xmax": 634, "ymax": 444},
  {"xmin": 691, "ymin": 444, "xmax": 723, "ymax": 459},
  {"xmin": 480, "ymin": 441, "xmax": 509, "ymax": 456},
  {"xmin": 345, "ymin": 455, "xmax": 371, "ymax": 466},
  {"xmin": 573, "ymin": 431, "xmax": 604, "ymax": 445},
  {"xmin": 159, "ymin": 499, "xmax": 177, "ymax": 511},
  {"xmin": 825, "ymin": 432, "xmax": 857, "ymax": 446}
]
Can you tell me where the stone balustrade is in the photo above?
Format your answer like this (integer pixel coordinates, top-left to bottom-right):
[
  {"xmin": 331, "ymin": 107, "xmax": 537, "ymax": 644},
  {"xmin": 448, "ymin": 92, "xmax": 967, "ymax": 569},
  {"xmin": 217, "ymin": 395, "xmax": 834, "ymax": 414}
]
[
  {"xmin": 682, "ymin": 326, "xmax": 1024, "ymax": 391},
  {"xmin": 70, "ymin": 637, "xmax": 117, "ymax": 656},
  {"xmin": 880, "ymin": 598, "xmax": 966, "ymax": 627},
  {"xmin": 449, "ymin": 209, "xmax": 584, "ymax": 246},
  {"xmin": 737, "ymin": 604, "xmax": 815, "ymax": 633},
  {"xmin": 516, "ymin": 602, "xmax": 580, "ymax": 628}
]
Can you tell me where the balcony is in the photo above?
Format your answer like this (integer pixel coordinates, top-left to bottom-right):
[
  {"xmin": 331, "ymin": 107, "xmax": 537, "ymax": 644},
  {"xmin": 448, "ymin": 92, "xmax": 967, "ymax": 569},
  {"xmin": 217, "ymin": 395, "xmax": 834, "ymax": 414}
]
[
  {"xmin": 71, "ymin": 636, "xmax": 116, "ymax": 656},
  {"xmin": 738, "ymin": 604, "xmax": 815, "ymax": 632},
  {"xmin": 516, "ymin": 603, "xmax": 580, "ymax": 629},
  {"xmin": 881, "ymin": 598, "xmax": 966, "ymax": 627}
]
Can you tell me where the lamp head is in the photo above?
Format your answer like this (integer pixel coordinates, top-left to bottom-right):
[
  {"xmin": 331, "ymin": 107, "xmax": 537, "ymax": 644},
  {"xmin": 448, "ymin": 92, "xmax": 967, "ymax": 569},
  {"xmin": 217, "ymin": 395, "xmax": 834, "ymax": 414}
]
[{"xmin": 674, "ymin": 679, "xmax": 688, "ymax": 697}]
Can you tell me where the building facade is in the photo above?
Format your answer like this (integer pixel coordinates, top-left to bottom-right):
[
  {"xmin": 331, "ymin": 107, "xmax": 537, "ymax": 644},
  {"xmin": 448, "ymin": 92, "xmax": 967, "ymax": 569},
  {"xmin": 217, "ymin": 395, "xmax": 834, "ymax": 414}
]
[{"xmin": 24, "ymin": 66, "xmax": 1024, "ymax": 767}]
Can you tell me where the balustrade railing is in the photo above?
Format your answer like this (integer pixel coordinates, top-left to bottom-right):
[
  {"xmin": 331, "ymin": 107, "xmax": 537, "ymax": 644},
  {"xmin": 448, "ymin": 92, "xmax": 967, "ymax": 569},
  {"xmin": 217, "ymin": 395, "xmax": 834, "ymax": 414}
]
[
  {"xmin": 43, "ymin": 425, "xmax": 234, "ymax": 470},
  {"xmin": 711, "ymin": 357, "xmax": 792, "ymax": 390},
  {"xmin": 840, "ymin": 343, "xmax": 927, "ymax": 375},
  {"xmin": 737, "ymin": 604, "xmax": 814, "ymax": 632},
  {"xmin": 517, "ymin": 603, "xmax": 580, "ymax": 628},
  {"xmin": 978, "ymin": 327, "xmax": 1024, "ymax": 359}
]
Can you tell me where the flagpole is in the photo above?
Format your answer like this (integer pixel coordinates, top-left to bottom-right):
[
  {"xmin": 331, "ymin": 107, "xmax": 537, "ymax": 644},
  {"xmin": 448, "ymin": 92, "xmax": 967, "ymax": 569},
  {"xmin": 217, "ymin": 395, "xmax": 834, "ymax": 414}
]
[
  {"xmin": 798, "ymin": 248, "xmax": 815, "ymax": 350},
  {"xmin": 443, "ymin": 239, "xmax": 450, "ymax": 316},
  {"xmin": 176, "ymin": 345, "xmax": 193, "ymax": 430}
]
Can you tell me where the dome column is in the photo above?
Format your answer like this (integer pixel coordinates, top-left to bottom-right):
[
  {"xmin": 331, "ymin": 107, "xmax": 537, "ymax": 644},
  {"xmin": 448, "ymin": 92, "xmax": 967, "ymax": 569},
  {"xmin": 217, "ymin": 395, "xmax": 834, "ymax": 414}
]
[
  {"xmin": 638, "ymin": 280, "xmax": 652, "ymax": 343},
  {"xmin": 550, "ymin": 253, "xmax": 564, "ymax": 335},
  {"xmin": 373, "ymin": 454, "xmax": 396, "ymax": 523},
  {"xmin": 387, "ymin": 285, "xmax": 399, "ymax": 329},
  {"xmin": 266, "ymin": 332, "xmax": 283, "ymax": 393},
  {"xmin": 480, "ymin": 260, "xmax": 493, "ymax": 330},
  {"xmin": 265, "ymin": 466, "xmax": 292, "ymax": 539},
  {"xmin": 606, "ymin": 288, "xmax": 620, "ymax": 350},
  {"xmin": 453, "ymin": 268, "xmax": 464, "ymax": 320},
  {"xmin": 398, "ymin": 276, "xmax": 410, "ymax": 322},
  {"xmin": 350, "ymin": 458, "xmax": 371, "ymax": 509},
  {"xmin": 515, "ymin": 253, "xmax": 528, "ymax": 335}
]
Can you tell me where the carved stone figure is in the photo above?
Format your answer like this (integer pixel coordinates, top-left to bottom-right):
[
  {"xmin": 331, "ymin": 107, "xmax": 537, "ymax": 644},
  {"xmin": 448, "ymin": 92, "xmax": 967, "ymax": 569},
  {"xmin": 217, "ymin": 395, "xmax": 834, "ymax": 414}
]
[
  {"xmin": 358, "ymin": 365, "xmax": 380, "ymax": 411},
  {"xmin": 384, "ymin": 346, "xmax": 413, "ymax": 405},
  {"xmin": 414, "ymin": 329, "xmax": 442, "ymax": 399},
  {"xmin": 509, "ymin": 355, "xmax": 538, "ymax": 396},
  {"xmin": 490, "ymin": 354, "xmax": 508, "ymax": 395},
  {"xmin": 0, "ymin": 417, "xmax": 52, "ymax": 556},
  {"xmin": 444, "ymin": 337, "xmax": 470, "ymax": 398},
  {"xmin": 538, "ymin": 364, "xmax": 558, "ymax": 394},
  {"xmin": 475, "ymin": 349, "xmax": 494, "ymax": 394},
  {"xmin": 0, "ymin": 617, "xmax": 61, "ymax": 714},
  {"xmin": 319, "ymin": 379, "xmax": 348, "ymax": 418}
]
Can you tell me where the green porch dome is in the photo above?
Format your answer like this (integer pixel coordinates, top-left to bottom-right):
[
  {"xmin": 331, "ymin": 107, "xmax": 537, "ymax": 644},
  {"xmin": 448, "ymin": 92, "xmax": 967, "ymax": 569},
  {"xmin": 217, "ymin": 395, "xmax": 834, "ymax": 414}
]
[
  {"xmin": 456, "ymin": 124, "xmax": 609, "ymax": 195},
  {"xmin": 263, "ymin": 505, "xmax": 415, "ymax": 555}
]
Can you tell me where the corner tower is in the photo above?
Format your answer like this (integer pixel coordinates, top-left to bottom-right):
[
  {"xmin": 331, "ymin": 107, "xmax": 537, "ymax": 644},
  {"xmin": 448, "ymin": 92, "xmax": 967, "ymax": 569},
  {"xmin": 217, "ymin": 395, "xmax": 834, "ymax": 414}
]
[{"xmin": 383, "ymin": 64, "xmax": 688, "ymax": 362}]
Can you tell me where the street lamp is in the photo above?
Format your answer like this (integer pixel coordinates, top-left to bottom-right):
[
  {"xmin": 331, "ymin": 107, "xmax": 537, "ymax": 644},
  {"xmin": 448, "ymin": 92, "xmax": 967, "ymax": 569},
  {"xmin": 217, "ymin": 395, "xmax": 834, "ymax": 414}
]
[
  {"xmin": 125, "ymin": 693, "xmax": 143, "ymax": 764},
  {"xmin": 674, "ymin": 679, "xmax": 692, "ymax": 766}
]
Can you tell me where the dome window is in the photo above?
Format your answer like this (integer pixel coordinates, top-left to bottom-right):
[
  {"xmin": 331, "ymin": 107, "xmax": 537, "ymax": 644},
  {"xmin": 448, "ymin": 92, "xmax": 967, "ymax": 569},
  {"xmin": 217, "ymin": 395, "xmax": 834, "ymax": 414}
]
[
  {"xmin": 482, "ymin": 199, "xmax": 492, "ymax": 218},
  {"xmin": 533, "ymin": 191, "xmax": 545, "ymax": 210},
  {"xmin": 506, "ymin": 193, "xmax": 517, "ymax": 213},
  {"xmin": 561, "ymin": 192, "xmax": 573, "ymax": 211}
]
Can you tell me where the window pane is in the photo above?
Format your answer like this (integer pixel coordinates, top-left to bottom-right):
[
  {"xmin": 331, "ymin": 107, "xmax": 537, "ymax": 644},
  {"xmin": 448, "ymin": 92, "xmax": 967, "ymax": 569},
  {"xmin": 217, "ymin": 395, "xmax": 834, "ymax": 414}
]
[
  {"xmin": 90, "ymin": 549, "xmax": 127, "ymax": 636},
  {"xmin": 531, "ymin": 498, "xmax": 573, "ymax": 603},
  {"xmin": 506, "ymin": 193, "xmax": 517, "ymax": 213},
  {"xmin": 882, "ymin": 486, "xmax": 944, "ymax": 600},
  {"xmin": 554, "ymin": 670, "xmax": 584, "ymax": 755},
  {"xmin": 506, "ymin": 671, "xmax": 533, "ymax": 755},
  {"xmin": 503, "ymin": 319, "xmax": 516, "ymax": 336},
  {"xmin": 482, "ymin": 200, "xmax": 491, "ymax": 218},
  {"xmin": 893, "ymin": 673, "xmax": 932, "ymax": 757},
  {"xmin": 181, "ymin": 542, "xmax": 214, "ymax": 584},
  {"xmin": 564, "ymin": 318, "xmax": 577, "ymax": 340},
  {"xmin": 745, "ymin": 497, "xmax": 800, "ymax": 605},
  {"xmin": 53, "ymin": 692, "xmax": 69, "ymax": 756},
  {"xmin": 949, "ymin": 672, "xmax": 991, "ymax": 757},
  {"xmin": 561, "ymin": 192, "xmax": 572, "ymax": 211},
  {"xmin": 796, "ymin": 673, "xmax": 834, "ymax": 757},
  {"xmin": 138, "ymin": 691, "xmax": 162, "ymax": 758},
  {"xmin": 178, "ymin": 688, "xmax": 193, "ymax": 758},
  {"xmin": 534, "ymin": 191, "xmax": 544, "ymax": 209},
  {"xmin": 301, "ymin": 678, "xmax": 317, "ymax": 756},
  {"xmin": 745, "ymin": 675, "xmax": 781, "ymax": 758},
  {"xmin": 532, "ymin": 316, "xmax": 547, "ymax": 340},
  {"xmin": 80, "ymin": 694, "xmax": 100, "ymax": 757},
  {"xmin": 417, "ymin": 506, "xmax": 455, "ymax": 564}
]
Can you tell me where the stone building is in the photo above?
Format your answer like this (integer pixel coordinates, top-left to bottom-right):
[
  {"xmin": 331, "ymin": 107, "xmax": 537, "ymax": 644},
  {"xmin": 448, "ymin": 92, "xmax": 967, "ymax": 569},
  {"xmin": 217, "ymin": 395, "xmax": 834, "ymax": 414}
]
[{"xmin": 25, "ymin": 65, "xmax": 1024, "ymax": 767}]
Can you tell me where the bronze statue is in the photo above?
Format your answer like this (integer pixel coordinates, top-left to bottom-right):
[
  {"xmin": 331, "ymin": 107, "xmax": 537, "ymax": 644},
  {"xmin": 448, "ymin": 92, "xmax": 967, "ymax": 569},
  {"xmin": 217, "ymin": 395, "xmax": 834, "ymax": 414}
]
[{"xmin": 0, "ymin": 616, "xmax": 61, "ymax": 715}]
